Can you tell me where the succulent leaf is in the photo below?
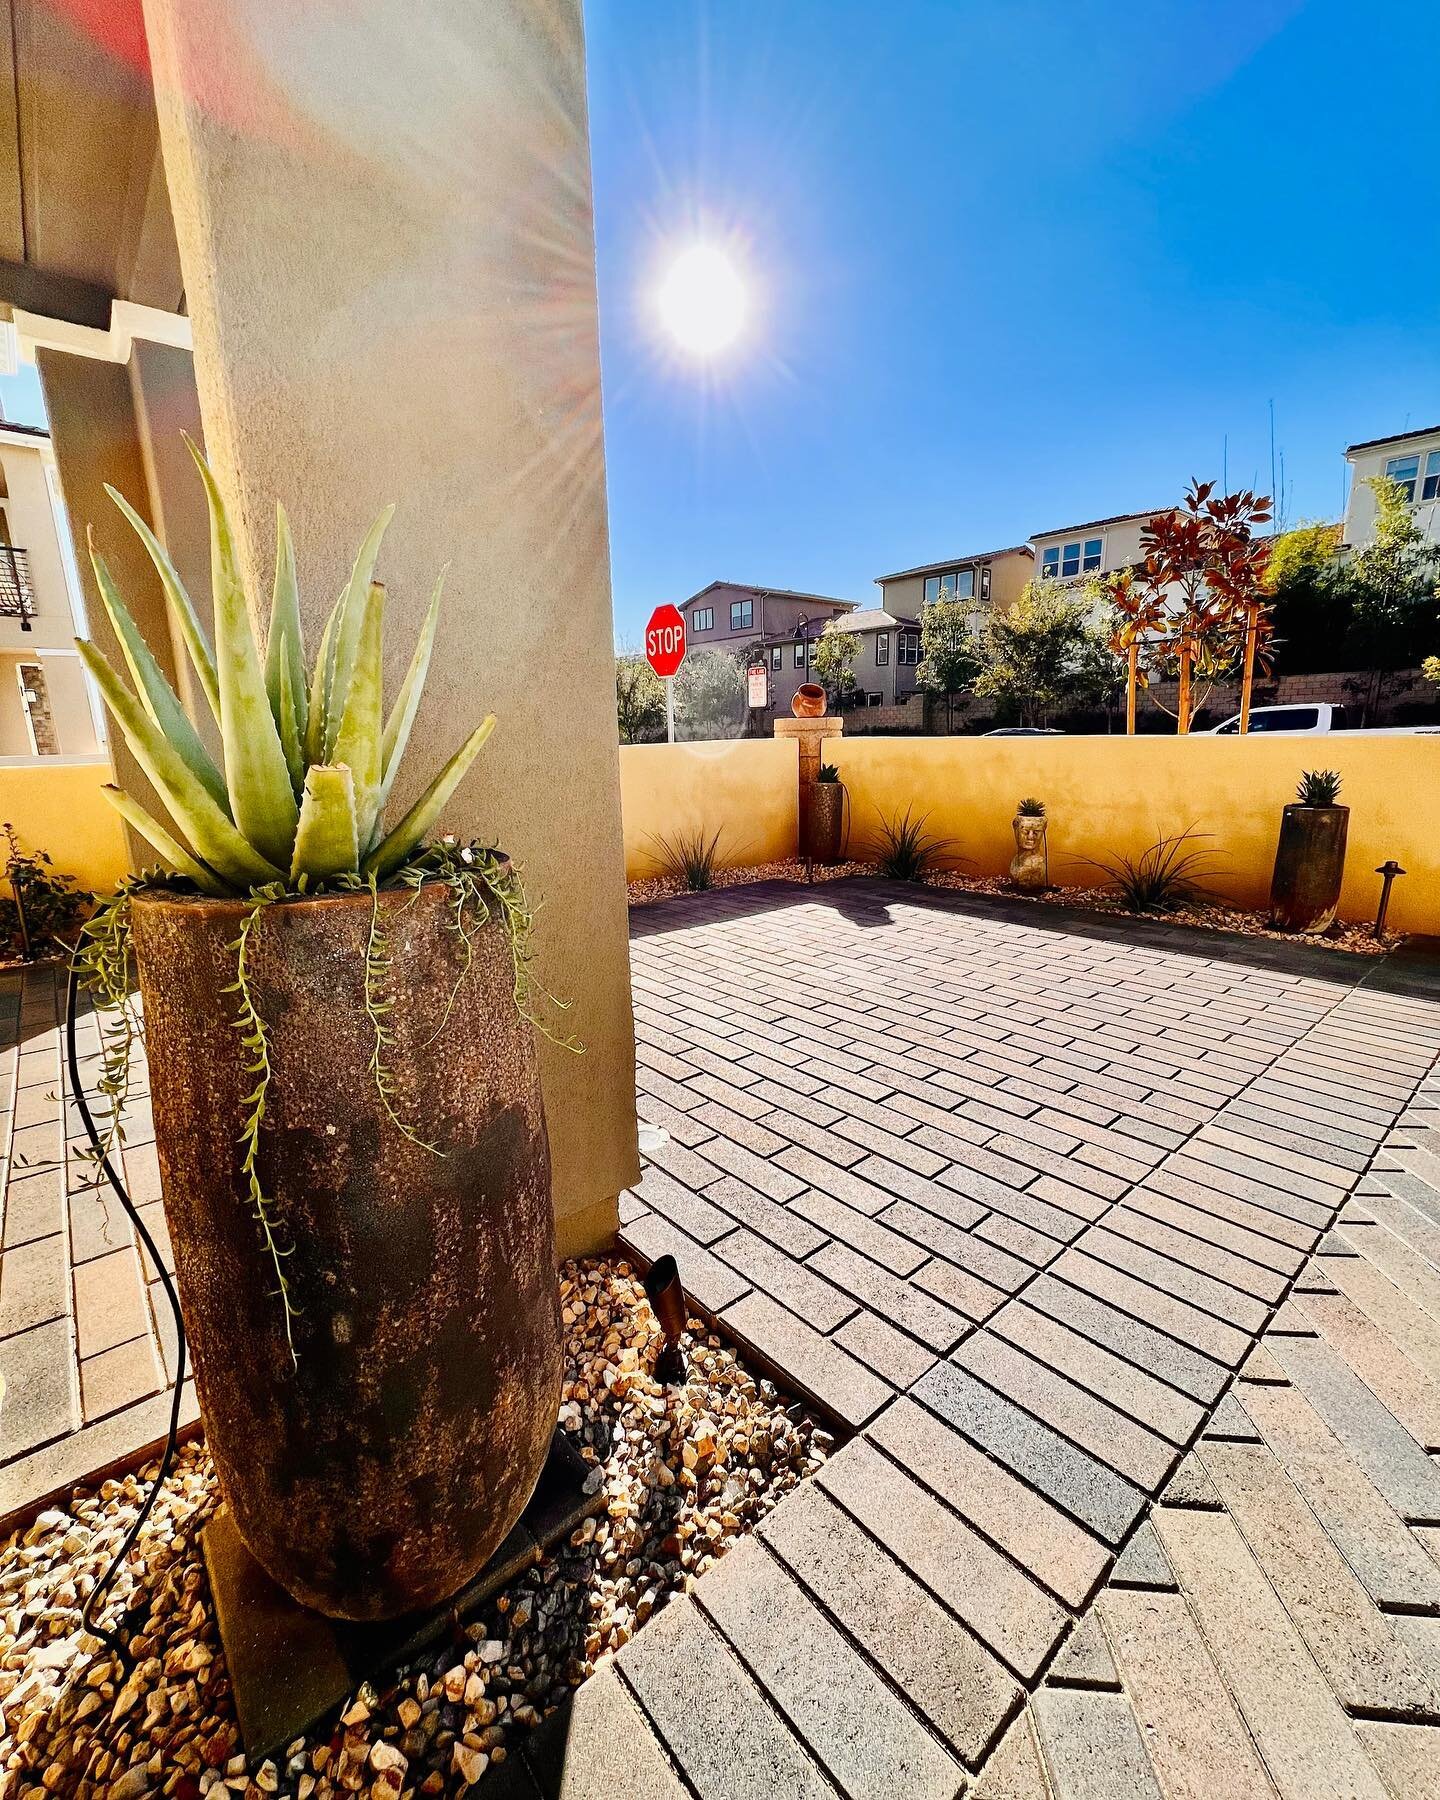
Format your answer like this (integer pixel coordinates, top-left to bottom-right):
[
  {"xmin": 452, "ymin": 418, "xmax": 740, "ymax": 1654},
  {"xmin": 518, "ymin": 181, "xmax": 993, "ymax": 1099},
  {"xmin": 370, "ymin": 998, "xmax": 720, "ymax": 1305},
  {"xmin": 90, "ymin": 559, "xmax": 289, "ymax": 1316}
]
[
  {"xmin": 363, "ymin": 714, "xmax": 496, "ymax": 880},
  {"xmin": 304, "ymin": 596, "xmax": 342, "ymax": 771},
  {"xmin": 105, "ymin": 484, "xmax": 222, "ymax": 725},
  {"xmin": 265, "ymin": 503, "xmax": 307, "ymax": 745},
  {"xmin": 76, "ymin": 636, "xmax": 283, "ymax": 889},
  {"xmin": 290, "ymin": 764, "xmax": 359, "ymax": 881},
  {"xmin": 325, "ymin": 505, "xmax": 395, "ymax": 758},
  {"xmin": 332, "ymin": 582, "xmax": 385, "ymax": 853},
  {"xmin": 277, "ymin": 640, "xmax": 305, "ymax": 798},
  {"xmin": 186, "ymin": 437, "xmax": 299, "ymax": 869},
  {"xmin": 101, "ymin": 785, "xmax": 227, "ymax": 895},
  {"xmin": 378, "ymin": 568, "xmax": 444, "ymax": 815},
  {"xmin": 88, "ymin": 536, "xmax": 228, "ymax": 810}
]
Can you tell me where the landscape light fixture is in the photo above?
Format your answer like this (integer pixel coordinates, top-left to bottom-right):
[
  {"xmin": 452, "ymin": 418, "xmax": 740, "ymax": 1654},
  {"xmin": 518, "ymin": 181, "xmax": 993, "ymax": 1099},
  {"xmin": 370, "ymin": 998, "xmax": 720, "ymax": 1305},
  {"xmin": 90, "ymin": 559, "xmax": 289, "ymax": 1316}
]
[{"xmin": 642, "ymin": 1255, "xmax": 690, "ymax": 1383}]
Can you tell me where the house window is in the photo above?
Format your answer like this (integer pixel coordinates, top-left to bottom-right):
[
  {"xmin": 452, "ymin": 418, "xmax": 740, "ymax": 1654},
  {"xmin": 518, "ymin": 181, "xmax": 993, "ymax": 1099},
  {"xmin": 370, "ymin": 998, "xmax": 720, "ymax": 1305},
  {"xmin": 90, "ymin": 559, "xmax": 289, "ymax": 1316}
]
[
  {"xmin": 898, "ymin": 634, "xmax": 920, "ymax": 665},
  {"xmin": 1044, "ymin": 539, "xmax": 1104, "ymax": 579},
  {"xmin": 980, "ymin": 565, "xmax": 991, "ymax": 602},
  {"xmin": 922, "ymin": 568, "xmax": 975, "ymax": 603},
  {"xmin": 876, "ymin": 631, "xmax": 889, "ymax": 665},
  {"xmin": 793, "ymin": 641, "xmax": 805, "ymax": 668},
  {"xmin": 692, "ymin": 607, "xmax": 713, "ymax": 632},
  {"xmin": 770, "ymin": 645, "xmax": 782, "ymax": 671},
  {"xmin": 1385, "ymin": 455, "xmax": 1420, "ymax": 503},
  {"xmin": 867, "ymin": 692, "xmax": 882, "ymax": 706},
  {"xmin": 730, "ymin": 599, "xmax": 753, "ymax": 630},
  {"xmin": 1423, "ymin": 451, "xmax": 1440, "ymax": 502}
]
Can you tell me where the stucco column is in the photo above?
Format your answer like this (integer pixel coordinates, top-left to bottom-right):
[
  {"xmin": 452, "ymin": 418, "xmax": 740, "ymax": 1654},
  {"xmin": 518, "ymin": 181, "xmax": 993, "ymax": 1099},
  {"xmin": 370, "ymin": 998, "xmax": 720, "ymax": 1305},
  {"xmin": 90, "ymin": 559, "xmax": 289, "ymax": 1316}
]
[
  {"xmin": 775, "ymin": 716, "xmax": 843, "ymax": 856},
  {"xmin": 141, "ymin": 0, "xmax": 638, "ymax": 1254}
]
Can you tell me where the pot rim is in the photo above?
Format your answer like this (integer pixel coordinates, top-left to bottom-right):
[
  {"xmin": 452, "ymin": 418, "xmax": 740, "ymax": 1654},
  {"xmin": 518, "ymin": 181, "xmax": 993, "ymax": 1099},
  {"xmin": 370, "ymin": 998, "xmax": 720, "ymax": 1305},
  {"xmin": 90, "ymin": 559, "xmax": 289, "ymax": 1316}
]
[
  {"xmin": 1281, "ymin": 803, "xmax": 1350, "ymax": 816},
  {"xmin": 129, "ymin": 857, "xmax": 511, "ymax": 918}
]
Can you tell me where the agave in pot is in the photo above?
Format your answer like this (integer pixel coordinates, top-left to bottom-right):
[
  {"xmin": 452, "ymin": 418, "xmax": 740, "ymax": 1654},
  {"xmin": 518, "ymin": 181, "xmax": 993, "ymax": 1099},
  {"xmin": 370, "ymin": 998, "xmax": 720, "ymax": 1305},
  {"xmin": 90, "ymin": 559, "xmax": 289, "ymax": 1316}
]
[{"xmin": 75, "ymin": 441, "xmax": 565, "ymax": 1621}]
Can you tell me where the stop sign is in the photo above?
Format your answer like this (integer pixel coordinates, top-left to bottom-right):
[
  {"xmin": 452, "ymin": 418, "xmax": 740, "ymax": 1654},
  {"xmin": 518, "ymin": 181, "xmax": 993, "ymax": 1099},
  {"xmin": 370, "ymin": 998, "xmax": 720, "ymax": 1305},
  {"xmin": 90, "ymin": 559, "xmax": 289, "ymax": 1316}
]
[{"xmin": 644, "ymin": 604, "xmax": 687, "ymax": 678}]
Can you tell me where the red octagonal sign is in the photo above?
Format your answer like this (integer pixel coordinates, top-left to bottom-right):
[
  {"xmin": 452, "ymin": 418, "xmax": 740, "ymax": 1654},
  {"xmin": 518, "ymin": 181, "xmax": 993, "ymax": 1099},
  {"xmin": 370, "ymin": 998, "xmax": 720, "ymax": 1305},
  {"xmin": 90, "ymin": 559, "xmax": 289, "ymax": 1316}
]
[{"xmin": 644, "ymin": 604, "xmax": 687, "ymax": 678}]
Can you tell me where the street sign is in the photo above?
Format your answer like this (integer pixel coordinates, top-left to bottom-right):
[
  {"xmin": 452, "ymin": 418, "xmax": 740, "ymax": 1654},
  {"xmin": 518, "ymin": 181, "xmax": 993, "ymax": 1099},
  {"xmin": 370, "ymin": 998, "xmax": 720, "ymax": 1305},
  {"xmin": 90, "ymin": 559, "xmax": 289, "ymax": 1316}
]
[
  {"xmin": 644, "ymin": 605, "xmax": 686, "ymax": 679},
  {"xmin": 747, "ymin": 662, "xmax": 768, "ymax": 710}
]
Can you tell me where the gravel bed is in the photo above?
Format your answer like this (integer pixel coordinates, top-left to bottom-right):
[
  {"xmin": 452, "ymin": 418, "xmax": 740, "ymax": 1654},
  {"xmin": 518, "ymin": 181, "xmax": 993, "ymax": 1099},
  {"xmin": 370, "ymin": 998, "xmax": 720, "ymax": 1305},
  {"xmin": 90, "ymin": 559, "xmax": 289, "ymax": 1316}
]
[
  {"xmin": 0, "ymin": 1259, "xmax": 829, "ymax": 1798},
  {"xmin": 628, "ymin": 859, "xmax": 1394, "ymax": 954}
]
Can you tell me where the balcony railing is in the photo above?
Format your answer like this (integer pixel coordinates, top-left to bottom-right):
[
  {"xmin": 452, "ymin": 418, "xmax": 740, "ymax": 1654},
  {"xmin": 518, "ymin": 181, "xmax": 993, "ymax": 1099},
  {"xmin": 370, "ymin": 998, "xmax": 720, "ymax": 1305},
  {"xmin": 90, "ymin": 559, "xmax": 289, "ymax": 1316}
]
[{"xmin": 0, "ymin": 544, "xmax": 35, "ymax": 628}]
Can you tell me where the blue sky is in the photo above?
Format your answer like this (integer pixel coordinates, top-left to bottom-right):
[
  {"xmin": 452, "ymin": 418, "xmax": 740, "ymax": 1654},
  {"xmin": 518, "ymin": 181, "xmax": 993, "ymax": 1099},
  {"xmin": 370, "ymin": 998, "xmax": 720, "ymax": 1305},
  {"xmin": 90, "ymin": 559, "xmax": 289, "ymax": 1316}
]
[{"xmin": 588, "ymin": 0, "xmax": 1440, "ymax": 642}]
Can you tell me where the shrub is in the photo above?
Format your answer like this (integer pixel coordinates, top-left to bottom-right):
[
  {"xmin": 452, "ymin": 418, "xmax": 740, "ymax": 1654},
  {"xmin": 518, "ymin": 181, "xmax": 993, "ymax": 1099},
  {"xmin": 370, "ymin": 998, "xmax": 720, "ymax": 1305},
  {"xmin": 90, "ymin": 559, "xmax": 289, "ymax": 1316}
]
[
  {"xmin": 1016, "ymin": 797, "xmax": 1046, "ymax": 817},
  {"xmin": 649, "ymin": 827, "xmax": 724, "ymax": 891},
  {"xmin": 1079, "ymin": 827, "xmax": 1221, "ymax": 913},
  {"xmin": 872, "ymin": 808, "xmax": 956, "ymax": 883},
  {"xmin": 0, "ymin": 824, "xmax": 91, "ymax": 959},
  {"xmin": 817, "ymin": 763, "xmax": 841, "ymax": 783},
  {"xmin": 1296, "ymin": 769, "xmax": 1342, "ymax": 807}
]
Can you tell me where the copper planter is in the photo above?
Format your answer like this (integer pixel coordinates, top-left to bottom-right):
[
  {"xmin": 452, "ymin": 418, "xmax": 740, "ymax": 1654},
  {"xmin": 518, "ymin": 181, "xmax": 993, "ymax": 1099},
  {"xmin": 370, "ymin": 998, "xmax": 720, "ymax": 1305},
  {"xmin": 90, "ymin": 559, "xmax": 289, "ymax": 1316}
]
[
  {"xmin": 130, "ymin": 878, "xmax": 561, "ymax": 1621},
  {"xmin": 1268, "ymin": 804, "xmax": 1349, "ymax": 933}
]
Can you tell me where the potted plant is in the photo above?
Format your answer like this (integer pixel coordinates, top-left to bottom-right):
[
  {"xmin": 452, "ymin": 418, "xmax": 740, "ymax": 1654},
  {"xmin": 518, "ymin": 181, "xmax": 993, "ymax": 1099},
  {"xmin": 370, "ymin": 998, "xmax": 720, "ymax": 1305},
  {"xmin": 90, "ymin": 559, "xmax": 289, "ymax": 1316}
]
[
  {"xmin": 1269, "ymin": 769, "xmax": 1348, "ymax": 934},
  {"xmin": 73, "ymin": 442, "xmax": 567, "ymax": 1622},
  {"xmin": 808, "ymin": 763, "xmax": 846, "ymax": 864},
  {"xmin": 1009, "ymin": 797, "xmax": 1048, "ymax": 891}
]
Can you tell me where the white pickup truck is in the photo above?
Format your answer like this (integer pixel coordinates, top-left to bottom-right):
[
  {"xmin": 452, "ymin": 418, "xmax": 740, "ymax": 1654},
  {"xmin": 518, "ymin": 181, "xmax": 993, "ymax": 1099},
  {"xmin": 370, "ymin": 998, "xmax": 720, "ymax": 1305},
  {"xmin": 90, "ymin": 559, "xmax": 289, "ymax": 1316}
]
[{"xmin": 1203, "ymin": 703, "xmax": 1440, "ymax": 736}]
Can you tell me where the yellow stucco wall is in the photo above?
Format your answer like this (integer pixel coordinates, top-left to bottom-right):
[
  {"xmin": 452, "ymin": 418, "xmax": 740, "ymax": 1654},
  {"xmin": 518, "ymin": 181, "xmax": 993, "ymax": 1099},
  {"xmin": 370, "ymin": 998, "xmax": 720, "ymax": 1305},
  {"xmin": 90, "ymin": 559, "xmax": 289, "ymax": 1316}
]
[
  {"xmin": 828, "ymin": 735, "xmax": 1440, "ymax": 935},
  {"xmin": 620, "ymin": 740, "xmax": 799, "ymax": 882},
  {"xmin": 0, "ymin": 759, "xmax": 129, "ymax": 894}
]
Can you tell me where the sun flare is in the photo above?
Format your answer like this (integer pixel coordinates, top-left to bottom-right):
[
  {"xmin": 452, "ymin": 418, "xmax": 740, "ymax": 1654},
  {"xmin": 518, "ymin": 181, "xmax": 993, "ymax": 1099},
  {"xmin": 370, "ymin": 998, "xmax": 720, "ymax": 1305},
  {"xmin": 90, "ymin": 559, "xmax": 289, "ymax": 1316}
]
[{"xmin": 655, "ymin": 245, "xmax": 748, "ymax": 356}]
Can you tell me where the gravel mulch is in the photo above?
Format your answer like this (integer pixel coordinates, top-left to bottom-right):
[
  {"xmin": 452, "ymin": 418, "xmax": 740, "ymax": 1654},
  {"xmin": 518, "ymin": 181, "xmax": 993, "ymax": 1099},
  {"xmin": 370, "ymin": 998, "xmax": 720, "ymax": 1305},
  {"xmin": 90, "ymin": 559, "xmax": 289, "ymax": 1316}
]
[
  {"xmin": 627, "ymin": 858, "xmax": 1394, "ymax": 955},
  {"xmin": 0, "ymin": 1258, "xmax": 829, "ymax": 1799}
]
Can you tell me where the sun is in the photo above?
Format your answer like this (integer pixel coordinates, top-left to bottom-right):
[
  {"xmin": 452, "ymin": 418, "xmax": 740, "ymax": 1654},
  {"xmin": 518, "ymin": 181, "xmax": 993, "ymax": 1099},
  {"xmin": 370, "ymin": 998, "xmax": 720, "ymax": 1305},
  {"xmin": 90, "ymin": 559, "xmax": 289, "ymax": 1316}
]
[{"xmin": 655, "ymin": 245, "xmax": 748, "ymax": 356}]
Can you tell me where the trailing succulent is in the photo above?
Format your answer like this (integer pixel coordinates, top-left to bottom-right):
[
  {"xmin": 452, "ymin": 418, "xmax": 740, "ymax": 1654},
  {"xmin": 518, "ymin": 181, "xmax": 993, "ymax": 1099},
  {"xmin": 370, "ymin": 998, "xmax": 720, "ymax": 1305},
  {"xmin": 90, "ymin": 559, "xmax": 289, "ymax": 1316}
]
[{"xmin": 76, "ymin": 439, "xmax": 572, "ymax": 1359}]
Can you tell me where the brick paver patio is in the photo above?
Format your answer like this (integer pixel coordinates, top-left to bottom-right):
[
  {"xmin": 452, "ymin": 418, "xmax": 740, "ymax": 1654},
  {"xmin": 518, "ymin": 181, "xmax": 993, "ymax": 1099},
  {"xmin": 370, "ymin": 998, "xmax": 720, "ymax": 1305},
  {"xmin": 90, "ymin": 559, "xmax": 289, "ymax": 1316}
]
[
  {"xmin": 5, "ymin": 879, "xmax": 1440, "ymax": 1796},
  {"xmin": 597, "ymin": 880, "xmax": 1440, "ymax": 1797}
]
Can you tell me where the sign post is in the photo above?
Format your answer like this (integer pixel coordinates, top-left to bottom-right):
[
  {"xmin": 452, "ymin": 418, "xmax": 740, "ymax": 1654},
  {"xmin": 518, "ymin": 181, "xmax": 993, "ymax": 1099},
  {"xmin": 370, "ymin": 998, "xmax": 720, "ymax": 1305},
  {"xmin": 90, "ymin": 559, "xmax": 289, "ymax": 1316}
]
[{"xmin": 644, "ymin": 604, "xmax": 687, "ymax": 742}]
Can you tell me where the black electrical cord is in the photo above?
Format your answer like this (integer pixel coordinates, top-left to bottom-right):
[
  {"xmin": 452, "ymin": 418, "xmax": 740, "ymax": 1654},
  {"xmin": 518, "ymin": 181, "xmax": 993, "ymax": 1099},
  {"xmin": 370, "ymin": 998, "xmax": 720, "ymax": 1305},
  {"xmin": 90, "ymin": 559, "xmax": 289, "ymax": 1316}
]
[{"xmin": 64, "ymin": 959, "xmax": 188, "ymax": 1671}]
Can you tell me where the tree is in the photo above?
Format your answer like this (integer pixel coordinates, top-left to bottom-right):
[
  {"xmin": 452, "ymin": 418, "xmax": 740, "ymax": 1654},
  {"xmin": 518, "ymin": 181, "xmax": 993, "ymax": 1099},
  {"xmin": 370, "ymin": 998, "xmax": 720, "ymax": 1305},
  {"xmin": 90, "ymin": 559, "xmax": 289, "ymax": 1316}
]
[
  {"xmin": 915, "ymin": 599, "xmax": 982, "ymax": 732},
  {"xmin": 972, "ymin": 578, "xmax": 1114, "ymax": 727},
  {"xmin": 1130, "ymin": 481, "xmax": 1272, "ymax": 734},
  {"xmin": 674, "ymin": 649, "xmax": 747, "ymax": 740},
  {"xmin": 1265, "ymin": 522, "xmax": 1355, "ymax": 675},
  {"xmin": 812, "ymin": 621, "xmax": 858, "ymax": 706},
  {"xmin": 615, "ymin": 653, "xmax": 666, "ymax": 743},
  {"xmin": 1347, "ymin": 475, "xmax": 1440, "ymax": 720}
]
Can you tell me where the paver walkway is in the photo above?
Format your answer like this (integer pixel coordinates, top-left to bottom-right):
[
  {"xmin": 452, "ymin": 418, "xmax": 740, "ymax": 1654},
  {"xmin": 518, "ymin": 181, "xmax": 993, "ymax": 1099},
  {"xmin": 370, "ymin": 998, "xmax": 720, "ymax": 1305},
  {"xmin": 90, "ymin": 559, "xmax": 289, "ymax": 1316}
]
[
  {"xmin": 0, "ymin": 968, "xmax": 196, "ymax": 1525},
  {"xmin": 581, "ymin": 880, "xmax": 1440, "ymax": 1798}
]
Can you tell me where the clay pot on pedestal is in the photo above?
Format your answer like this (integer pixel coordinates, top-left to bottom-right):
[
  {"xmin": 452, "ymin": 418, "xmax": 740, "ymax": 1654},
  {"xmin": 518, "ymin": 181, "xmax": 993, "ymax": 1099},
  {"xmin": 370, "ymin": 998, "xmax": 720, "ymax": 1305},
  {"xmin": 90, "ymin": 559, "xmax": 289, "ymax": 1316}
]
[
  {"xmin": 1269, "ymin": 803, "xmax": 1349, "ymax": 933},
  {"xmin": 131, "ymin": 877, "xmax": 561, "ymax": 1622},
  {"xmin": 792, "ymin": 684, "xmax": 827, "ymax": 719},
  {"xmin": 1009, "ymin": 808, "xmax": 1049, "ymax": 891},
  {"xmin": 808, "ymin": 780, "xmax": 846, "ymax": 864}
]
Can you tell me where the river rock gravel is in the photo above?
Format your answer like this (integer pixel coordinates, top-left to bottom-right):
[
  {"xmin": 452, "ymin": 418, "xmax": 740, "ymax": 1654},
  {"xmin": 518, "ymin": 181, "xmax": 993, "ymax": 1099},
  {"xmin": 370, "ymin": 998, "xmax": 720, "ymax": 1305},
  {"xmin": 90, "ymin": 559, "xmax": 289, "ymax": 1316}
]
[{"xmin": 0, "ymin": 1258, "xmax": 830, "ymax": 1799}]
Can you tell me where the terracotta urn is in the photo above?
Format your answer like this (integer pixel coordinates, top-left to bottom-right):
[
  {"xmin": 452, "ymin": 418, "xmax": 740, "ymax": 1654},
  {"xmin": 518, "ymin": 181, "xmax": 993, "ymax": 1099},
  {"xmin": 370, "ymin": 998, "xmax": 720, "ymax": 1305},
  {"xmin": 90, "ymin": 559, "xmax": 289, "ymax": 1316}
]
[
  {"xmin": 808, "ymin": 782, "xmax": 846, "ymax": 864},
  {"xmin": 1010, "ymin": 813, "xmax": 1049, "ymax": 891},
  {"xmin": 792, "ymin": 683, "xmax": 827, "ymax": 719},
  {"xmin": 130, "ymin": 876, "xmax": 561, "ymax": 1621},
  {"xmin": 1269, "ymin": 804, "xmax": 1349, "ymax": 933}
]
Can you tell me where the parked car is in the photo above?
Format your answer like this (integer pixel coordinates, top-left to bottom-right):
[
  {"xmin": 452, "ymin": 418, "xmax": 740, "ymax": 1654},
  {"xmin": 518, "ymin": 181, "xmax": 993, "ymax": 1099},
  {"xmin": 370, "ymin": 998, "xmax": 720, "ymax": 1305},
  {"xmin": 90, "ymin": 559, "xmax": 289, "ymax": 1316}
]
[
  {"xmin": 983, "ymin": 727, "xmax": 1065, "ymax": 737},
  {"xmin": 1203, "ymin": 703, "xmax": 1439, "ymax": 735}
]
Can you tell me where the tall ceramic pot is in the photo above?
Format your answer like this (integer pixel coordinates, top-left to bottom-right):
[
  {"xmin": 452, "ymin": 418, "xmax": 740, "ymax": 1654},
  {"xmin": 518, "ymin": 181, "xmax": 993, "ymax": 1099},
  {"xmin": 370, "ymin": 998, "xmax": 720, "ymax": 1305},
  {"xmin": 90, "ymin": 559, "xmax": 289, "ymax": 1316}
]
[
  {"xmin": 1268, "ymin": 804, "xmax": 1349, "ymax": 933},
  {"xmin": 808, "ymin": 783, "xmax": 846, "ymax": 864},
  {"xmin": 130, "ymin": 875, "xmax": 562, "ymax": 1622}
]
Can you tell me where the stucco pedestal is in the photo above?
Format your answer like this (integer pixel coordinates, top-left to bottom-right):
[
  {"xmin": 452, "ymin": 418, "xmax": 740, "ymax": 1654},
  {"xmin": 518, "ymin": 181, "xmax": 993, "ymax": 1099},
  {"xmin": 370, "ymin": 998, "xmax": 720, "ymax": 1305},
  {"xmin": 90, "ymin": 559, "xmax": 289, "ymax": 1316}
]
[{"xmin": 775, "ymin": 716, "xmax": 843, "ymax": 859}]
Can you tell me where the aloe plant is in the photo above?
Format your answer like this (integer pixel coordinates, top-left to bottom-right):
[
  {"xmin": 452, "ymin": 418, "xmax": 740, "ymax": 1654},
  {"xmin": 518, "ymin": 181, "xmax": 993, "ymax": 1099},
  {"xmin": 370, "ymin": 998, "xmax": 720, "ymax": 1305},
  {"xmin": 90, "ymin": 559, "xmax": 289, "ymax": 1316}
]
[{"xmin": 78, "ymin": 438, "xmax": 493, "ymax": 897}]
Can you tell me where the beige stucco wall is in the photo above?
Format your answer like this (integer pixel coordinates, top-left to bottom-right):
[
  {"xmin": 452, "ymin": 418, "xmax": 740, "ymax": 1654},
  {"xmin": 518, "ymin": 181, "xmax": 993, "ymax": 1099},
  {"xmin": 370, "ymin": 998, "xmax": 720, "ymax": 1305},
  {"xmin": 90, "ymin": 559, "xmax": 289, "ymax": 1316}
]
[
  {"xmin": 619, "ymin": 739, "xmax": 799, "ymax": 881},
  {"xmin": 142, "ymin": 0, "xmax": 637, "ymax": 1256}
]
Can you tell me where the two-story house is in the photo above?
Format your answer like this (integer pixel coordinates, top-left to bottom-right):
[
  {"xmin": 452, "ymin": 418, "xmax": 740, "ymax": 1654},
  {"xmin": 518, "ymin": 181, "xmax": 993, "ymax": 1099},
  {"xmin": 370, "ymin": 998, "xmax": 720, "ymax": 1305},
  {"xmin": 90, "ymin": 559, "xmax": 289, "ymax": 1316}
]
[
  {"xmin": 0, "ymin": 419, "xmax": 102, "ymax": 761},
  {"xmin": 875, "ymin": 545, "xmax": 1033, "ymax": 624},
  {"xmin": 1344, "ymin": 426, "xmax": 1440, "ymax": 549},
  {"xmin": 675, "ymin": 581, "xmax": 857, "ymax": 715}
]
